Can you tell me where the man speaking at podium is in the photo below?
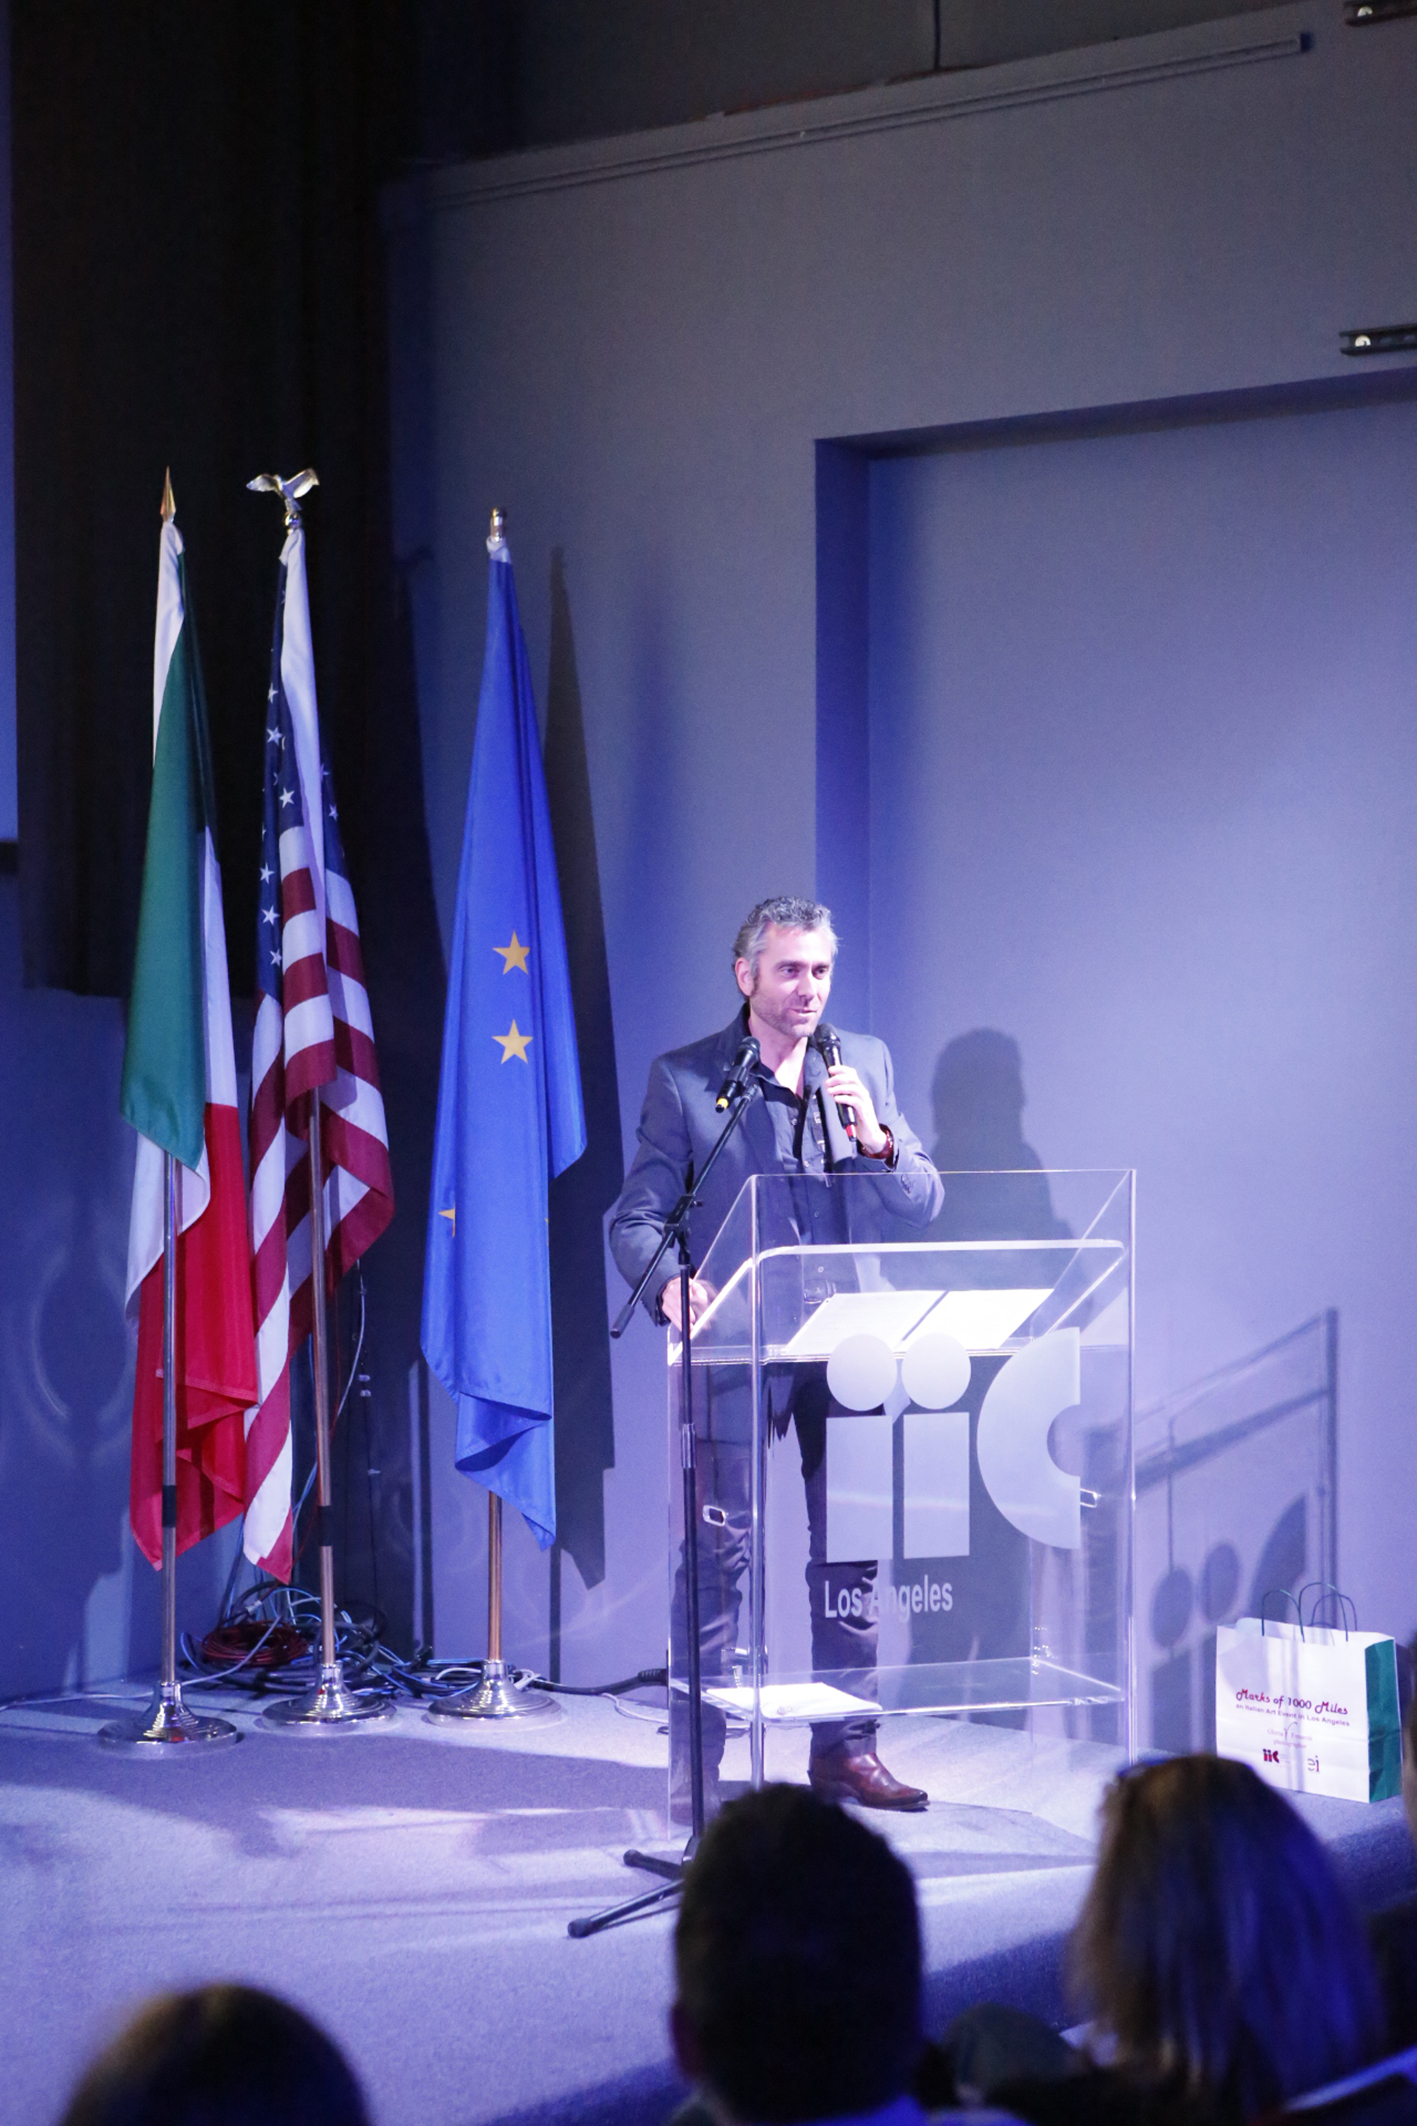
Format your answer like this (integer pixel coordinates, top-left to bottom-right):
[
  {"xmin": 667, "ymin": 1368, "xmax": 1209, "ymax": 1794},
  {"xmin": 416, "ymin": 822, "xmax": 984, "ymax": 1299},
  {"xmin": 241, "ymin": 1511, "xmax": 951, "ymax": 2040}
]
[{"xmin": 611, "ymin": 897, "xmax": 943, "ymax": 1814}]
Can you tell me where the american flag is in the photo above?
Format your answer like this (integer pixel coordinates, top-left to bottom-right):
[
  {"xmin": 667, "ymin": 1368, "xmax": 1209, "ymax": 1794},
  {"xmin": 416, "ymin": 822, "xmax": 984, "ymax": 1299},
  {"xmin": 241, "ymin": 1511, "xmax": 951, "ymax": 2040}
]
[{"xmin": 243, "ymin": 524, "xmax": 394, "ymax": 1578}]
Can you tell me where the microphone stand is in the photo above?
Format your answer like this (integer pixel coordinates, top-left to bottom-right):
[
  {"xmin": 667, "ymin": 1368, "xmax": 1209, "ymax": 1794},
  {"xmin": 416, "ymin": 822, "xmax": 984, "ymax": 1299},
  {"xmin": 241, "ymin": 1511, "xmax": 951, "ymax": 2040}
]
[{"xmin": 568, "ymin": 1077, "xmax": 759, "ymax": 1939}]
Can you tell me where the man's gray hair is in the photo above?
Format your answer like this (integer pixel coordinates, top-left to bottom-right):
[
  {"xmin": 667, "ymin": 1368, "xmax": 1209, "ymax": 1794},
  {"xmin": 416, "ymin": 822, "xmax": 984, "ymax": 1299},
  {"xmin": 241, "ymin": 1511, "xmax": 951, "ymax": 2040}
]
[{"xmin": 732, "ymin": 897, "xmax": 838, "ymax": 981}]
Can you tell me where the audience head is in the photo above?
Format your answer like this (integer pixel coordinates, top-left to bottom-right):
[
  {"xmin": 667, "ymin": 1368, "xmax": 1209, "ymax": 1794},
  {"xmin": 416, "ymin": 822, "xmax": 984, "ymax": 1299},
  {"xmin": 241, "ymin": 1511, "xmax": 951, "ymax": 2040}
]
[
  {"xmin": 58, "ymin": 1984, "xmax": 370, "ymax": 2126},
  {"xmin": 672, "ymin": 1782, "xmax": 922, "ymax": 2125},
  {"xmin": 1072, "ymin": 1754, "xmax": 1382, "ymax": 2122}
]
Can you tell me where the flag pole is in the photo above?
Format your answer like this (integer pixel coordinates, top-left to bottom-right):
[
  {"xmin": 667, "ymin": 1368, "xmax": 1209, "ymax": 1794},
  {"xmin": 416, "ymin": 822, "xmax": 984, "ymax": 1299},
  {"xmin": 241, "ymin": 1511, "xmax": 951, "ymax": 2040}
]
[
  {"xmin": 100, "ymin": 1155, "xmax": 240, "ymax": 1749},
  {"xmin": 246, "ymin": 466, "xmax": 395, "ymax": 1709},
  {"xmin": 311, "ymin": 1090, "xmax": 340, "ymax": 1678},
  {"xmin": 425, "ymin": 502, "xmax": 555, "ymax": 1725},
  {"xmin": 264, "ymin": 1094, "xmax": 392, "ymax": 1732},
  {"xmin": 430, "ymin": 1486, "xmax": 555, "ymax": 1719},
  {"xmin": 247, "ymin": 467, "xmax": 390, "ymax": 1727}
]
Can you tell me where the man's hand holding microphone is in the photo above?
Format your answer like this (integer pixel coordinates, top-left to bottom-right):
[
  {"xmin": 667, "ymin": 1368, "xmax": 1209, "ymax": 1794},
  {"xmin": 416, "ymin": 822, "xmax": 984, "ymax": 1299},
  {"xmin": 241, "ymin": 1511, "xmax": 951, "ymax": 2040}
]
[{"xmin": 814, "ymin": 1023, "xmax": 893, "ymax": 1160}]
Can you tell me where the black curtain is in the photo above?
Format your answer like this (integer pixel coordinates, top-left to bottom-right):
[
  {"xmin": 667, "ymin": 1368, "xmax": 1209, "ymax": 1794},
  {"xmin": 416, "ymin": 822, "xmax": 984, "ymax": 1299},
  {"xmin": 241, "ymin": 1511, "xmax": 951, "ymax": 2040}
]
[
  {"xmin": 13, "ymin": 0, "xmax": 425, "ymax": 996},
  {"xmin": 12, "ymin": 1, "xmax": 447, "ymax": 1646}
]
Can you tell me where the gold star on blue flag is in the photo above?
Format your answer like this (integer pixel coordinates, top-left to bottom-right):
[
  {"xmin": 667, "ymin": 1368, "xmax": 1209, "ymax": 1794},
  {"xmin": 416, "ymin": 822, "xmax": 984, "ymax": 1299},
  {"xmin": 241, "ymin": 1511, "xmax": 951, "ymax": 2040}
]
[
  {"xmin": 493, "ymin": 1019, "xmax": 532, "ymax": 1064},
  {"xmin": 421, "ymin": 525, "xmax": 585, "ymax": 1549}
]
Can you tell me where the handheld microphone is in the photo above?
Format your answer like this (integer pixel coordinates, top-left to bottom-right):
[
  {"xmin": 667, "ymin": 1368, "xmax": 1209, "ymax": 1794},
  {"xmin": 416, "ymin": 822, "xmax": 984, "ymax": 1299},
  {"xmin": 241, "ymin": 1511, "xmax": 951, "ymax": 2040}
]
[
  {"xmin": 716, "ymin": 1034, "xmax": 761, "ymax": 1111},
  {"xmin": 813, "ymin": 1023, "xmax": 856, "ymax": 1137}
]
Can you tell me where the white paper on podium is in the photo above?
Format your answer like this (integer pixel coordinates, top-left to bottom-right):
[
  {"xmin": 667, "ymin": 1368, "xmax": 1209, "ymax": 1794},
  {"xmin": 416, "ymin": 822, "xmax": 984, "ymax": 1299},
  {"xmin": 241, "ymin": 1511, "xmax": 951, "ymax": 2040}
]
[
  {"xmin": 700, "ymin": 1681, "xmax": 883, "ymax": 1719},
  {"xmin": 782, "ymin": 1287, "xmax": 1051, "ymax": 1357},
  {"xmin": 924, "ymin": 1289, "xmax": 1052, "ymax": 1350},
  {"xmin": 782, "ymin": 1291, "xmax": 939, "ymax": 1356}
]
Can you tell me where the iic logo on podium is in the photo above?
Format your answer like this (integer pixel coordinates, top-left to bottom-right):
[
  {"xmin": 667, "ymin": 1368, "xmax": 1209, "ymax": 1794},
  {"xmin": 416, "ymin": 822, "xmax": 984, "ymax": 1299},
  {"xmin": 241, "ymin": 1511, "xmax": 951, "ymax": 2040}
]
[{"xmin": 820, "ymin": 1322, "xmax": 1084, "ymax": 1564}]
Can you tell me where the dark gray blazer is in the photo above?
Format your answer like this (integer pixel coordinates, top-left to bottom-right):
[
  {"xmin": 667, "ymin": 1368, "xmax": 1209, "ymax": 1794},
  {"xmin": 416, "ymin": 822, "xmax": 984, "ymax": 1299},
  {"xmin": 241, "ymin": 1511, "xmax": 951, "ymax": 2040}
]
[{"xmin": 610, "ymin": 1010, "xmax": 944, "ymax": 1313}]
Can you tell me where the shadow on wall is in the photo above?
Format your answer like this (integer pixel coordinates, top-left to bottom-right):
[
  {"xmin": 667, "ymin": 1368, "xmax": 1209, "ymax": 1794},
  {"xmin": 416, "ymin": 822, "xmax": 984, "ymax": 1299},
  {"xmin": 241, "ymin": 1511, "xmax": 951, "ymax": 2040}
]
[
  {"xmin": 0, "ymin": 875, "xmax": 244, "ymax": 1696},
  {"xmin": 328, "ymin": 559, "xmax": 448, "ymax": 1653},
  {"xmin": 899, "ymin": 1030, "xmax": 1070, "ymax": 1719},
  {"xmin": 1150, "ymin": 1489, "xmax": 1312, "ymax": 1755},
  {"xmin": 545, "ymin": 551, "xmax": 622, "ymax": 1624},
  {"xmin": 925, "ymin": 1029, "xmax": 1070, "ymax": 1243},
  {"xmin": 1133, "ymin": 1310, "xmax": 1336, "ymax": 1755},
  {"xmin": 0, "ymin": 876, "xmax": 134, "ymax": 1693}
]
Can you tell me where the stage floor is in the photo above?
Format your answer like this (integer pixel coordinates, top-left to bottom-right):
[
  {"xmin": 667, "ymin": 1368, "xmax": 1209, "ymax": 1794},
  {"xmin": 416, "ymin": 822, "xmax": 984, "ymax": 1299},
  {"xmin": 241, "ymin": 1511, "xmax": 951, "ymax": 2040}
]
[{"xmin": 2, "ymin": 1685, "xmax": 1411, "ymax": 2126}]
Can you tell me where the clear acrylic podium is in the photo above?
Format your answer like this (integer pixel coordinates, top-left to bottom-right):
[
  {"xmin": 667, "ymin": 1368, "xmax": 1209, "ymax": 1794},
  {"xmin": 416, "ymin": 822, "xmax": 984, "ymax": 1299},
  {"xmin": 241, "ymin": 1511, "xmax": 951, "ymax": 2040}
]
[{"xmin": 667, "ymin": 1169, "xmax": 1134, "ymax": 1815}]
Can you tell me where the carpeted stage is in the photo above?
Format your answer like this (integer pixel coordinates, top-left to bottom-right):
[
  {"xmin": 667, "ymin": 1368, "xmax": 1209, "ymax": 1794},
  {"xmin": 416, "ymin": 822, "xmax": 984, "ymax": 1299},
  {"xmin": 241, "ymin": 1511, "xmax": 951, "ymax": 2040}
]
[{"xmin": 2, "ymin": 1688, "xmax": 1412, "ymax": 2126}]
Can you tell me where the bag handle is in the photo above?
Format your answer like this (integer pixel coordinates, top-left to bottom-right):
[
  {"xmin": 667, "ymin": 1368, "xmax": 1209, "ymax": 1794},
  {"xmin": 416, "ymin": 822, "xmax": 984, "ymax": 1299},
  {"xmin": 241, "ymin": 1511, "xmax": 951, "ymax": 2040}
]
[
  {"xmin": 1260, "ymin": 1588, "xmax": 1303, "ymax": 1638},
  {"xmin": 1299, "ymin": 1581, "xmax": 1356, "ymax": 1637}
]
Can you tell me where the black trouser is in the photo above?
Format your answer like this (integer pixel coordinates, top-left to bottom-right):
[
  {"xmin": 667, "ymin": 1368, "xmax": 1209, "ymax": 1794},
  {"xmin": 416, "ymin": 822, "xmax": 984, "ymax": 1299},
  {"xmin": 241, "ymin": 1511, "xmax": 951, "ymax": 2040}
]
[{"xmin": 670, "ymin": 1366, "xmax": 878, "ymax": 1776}]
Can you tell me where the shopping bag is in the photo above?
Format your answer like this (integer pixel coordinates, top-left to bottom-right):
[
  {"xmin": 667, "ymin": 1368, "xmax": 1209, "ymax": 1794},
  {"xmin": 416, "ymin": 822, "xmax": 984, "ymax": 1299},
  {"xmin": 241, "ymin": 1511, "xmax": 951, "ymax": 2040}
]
[{"xmin": 1214, "ymin": 1587, "xmax": 1400, "ymax": 1803}]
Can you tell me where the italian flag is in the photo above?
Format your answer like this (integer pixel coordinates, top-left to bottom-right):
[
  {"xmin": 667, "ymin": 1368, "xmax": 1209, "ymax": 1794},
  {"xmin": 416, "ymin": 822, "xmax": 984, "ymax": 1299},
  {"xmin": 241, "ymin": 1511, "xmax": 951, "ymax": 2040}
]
[{"xmin": 121, "ymin": 494, "xmax": 258, "ymax": 1564}]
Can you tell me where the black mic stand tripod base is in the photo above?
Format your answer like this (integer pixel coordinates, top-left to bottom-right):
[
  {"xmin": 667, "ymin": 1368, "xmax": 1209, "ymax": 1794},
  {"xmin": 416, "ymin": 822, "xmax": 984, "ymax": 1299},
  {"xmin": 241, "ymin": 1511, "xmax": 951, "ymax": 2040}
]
[{"xmin": 568, "ymin": 1084, "xmax": 758, "ymax": 1940}]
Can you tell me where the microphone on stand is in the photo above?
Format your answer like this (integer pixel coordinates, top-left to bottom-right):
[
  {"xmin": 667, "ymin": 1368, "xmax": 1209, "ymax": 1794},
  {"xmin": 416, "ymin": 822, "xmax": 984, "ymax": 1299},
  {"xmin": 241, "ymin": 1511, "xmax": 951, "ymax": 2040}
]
[
  {"xmin": 812, "ymin": 1023, "xmax": 856, "ymax": 1138},
  {"xmin": 716, "ymin": 1034, "xmax": 761, "ymax": 1111}
]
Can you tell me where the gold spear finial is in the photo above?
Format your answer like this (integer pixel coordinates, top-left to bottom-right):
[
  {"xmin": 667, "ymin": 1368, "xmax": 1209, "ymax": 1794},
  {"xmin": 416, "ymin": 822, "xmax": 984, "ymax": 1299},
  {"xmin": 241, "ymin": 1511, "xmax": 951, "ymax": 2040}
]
[
  {"xmin": 161, "ymin": 469, "xmax": 176, "ymax": 523},
  {"xmin": 247, "ymin": 468, "xmax": 320, "ymax": 529},
  {"xmin": 488, "ymin": 508, "xmax": 506, "ymax": 554}
]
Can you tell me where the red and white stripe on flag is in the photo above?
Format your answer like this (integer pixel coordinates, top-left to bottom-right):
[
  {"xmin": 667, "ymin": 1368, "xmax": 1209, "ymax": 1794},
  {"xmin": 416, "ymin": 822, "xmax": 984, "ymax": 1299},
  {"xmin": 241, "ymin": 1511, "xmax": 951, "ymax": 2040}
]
[{"xmin": 243, "ymin": 522, "xmax": 393, "ymax": 1580}]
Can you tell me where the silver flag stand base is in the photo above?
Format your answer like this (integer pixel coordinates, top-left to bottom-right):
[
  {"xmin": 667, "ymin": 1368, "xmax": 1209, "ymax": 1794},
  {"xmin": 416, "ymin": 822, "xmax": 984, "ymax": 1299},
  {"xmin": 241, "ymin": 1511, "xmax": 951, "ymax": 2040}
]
[
  {"xmin": 101, "ymin": 1155, "xmax": 241, "ymax": 1756},
  {"xmin": 428, "ymin": 1658, "xmax": 557, "ymax": 1721},
  {"xmin": 99, "ymin": 1682, "xmax": 242, "ymax": 1752},
  {"xmin": 262, "ymin": 1663, "xmax": 395, "ymax": 1728}
]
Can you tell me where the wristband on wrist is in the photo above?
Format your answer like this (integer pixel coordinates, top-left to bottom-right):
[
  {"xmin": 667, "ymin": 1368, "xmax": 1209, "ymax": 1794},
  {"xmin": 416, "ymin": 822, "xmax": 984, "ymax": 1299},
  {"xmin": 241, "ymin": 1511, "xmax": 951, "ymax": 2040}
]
[{"xmin": 860, "ymin": 1124, "xmax": 896, "ymax": 1169}]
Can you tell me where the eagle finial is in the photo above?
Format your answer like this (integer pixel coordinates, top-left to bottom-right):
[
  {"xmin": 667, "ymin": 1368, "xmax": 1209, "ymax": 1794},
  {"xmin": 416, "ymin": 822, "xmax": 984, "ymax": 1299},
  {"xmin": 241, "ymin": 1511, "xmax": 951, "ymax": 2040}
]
[{"xmin": 247, "ymin": 468, "xmax": 320, "ymax": 529}]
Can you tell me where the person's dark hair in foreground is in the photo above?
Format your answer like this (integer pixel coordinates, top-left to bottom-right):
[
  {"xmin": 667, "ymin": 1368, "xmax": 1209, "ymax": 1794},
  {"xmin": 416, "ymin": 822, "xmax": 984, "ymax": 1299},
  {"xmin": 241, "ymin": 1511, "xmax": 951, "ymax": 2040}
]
[
  {"xmin": 672, "ymin": 1783, "xmax": 922, "ymax": 2125},
  {"xmin": 57, "ymin": 1984, "xmax": 371, "ymax": 2126}
]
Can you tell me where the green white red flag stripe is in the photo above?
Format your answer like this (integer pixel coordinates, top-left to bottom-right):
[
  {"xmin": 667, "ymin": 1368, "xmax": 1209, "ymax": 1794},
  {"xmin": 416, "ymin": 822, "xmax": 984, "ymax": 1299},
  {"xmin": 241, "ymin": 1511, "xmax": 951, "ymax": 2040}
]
[{"xmin": 122, "ymin": 509, "xmax": 258, "ymax": 1565}]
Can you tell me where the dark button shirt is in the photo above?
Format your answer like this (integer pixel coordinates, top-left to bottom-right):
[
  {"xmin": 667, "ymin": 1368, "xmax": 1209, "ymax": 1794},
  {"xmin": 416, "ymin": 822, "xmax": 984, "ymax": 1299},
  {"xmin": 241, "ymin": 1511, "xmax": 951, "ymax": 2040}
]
[
  {"xmin": 754, "ymin": 1065, "xmax": 830, "ymax": 1174},
  {"xmin": 751, "ymin": 1063, "xmax": 849, "ymax": 1258}
]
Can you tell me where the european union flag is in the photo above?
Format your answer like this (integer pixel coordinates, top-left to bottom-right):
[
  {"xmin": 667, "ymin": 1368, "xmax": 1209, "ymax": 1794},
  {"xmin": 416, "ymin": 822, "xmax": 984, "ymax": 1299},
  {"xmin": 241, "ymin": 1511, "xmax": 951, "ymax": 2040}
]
[{"xmin": 421, "ymin": 523, "xmax": 585, "ymax": 1548}]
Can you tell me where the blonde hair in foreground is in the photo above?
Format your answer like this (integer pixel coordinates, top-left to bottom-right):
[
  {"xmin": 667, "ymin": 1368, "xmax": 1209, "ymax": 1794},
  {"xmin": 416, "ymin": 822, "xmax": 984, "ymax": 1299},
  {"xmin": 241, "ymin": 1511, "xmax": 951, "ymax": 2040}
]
[{"xmin": 1071, "ymin": 1755, "xmax": 1381, "ymax": 2123}]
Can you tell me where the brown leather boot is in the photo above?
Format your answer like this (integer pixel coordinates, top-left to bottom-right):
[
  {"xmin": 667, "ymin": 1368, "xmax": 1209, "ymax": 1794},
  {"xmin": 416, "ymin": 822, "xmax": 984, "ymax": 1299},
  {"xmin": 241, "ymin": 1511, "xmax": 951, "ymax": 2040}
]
[{"xmin": 808, "ymin": 1746, "xmax": 928, "ymax": 1812}]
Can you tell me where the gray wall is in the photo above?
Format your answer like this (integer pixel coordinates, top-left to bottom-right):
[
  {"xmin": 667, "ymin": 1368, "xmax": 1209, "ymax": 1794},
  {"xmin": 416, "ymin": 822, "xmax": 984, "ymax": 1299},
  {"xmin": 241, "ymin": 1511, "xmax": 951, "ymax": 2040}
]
[
  {"xmin": 387, "ymin": 4, "xmax": 1417, "ymax": 1674},
  {"xmin": 0, "ymin": 875, "xmax": 237, "ymax": 1698},
  {"xmin": 869, "ymin": 404, "xmax": 1417, "ymax": 1625}
]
